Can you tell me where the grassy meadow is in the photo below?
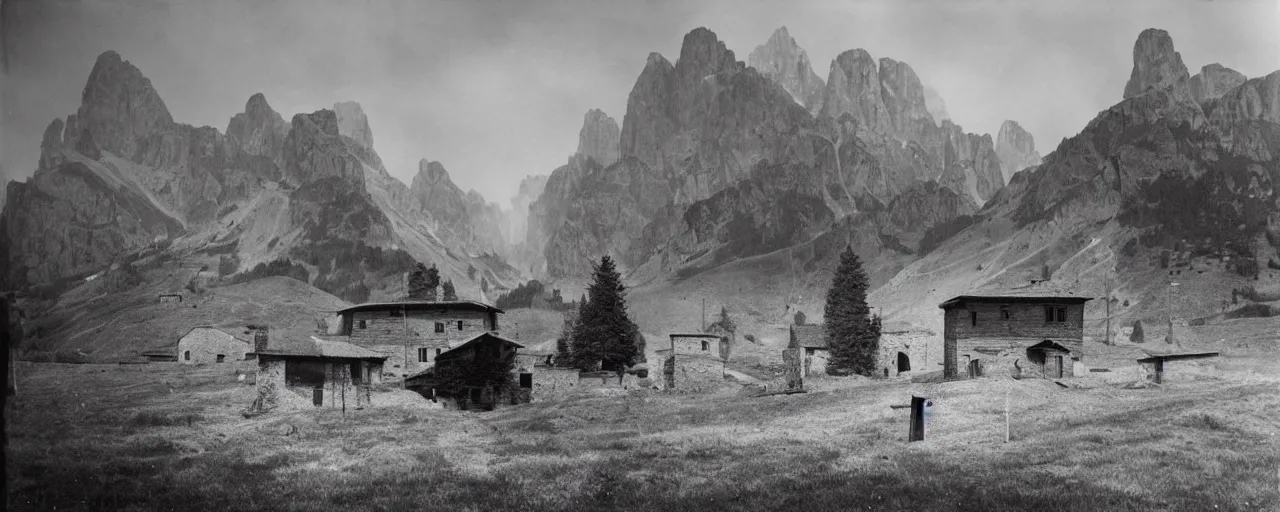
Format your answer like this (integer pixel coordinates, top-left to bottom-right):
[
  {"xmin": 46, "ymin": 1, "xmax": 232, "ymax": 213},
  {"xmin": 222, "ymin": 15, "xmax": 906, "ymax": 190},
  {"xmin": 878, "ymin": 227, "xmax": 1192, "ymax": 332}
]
[{"xmin": 6, "ymin": 320, "xmax": 1280, "ymax": 511}]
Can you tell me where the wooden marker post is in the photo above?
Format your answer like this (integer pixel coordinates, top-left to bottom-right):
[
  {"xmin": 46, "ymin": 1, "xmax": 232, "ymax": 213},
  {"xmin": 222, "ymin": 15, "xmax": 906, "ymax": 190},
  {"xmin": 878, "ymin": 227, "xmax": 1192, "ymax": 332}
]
[
  {"xmin": 1005, "ymin": 387, "xmax": 1010, "ymax": 443},
  {"xmin": 909, "ymin": 396, "xmax": 929, "ymax": 442}
]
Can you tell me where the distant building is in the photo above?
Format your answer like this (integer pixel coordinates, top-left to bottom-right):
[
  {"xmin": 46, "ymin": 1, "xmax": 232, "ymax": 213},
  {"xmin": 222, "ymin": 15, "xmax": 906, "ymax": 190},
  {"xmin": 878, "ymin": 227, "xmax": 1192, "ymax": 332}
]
[
  {"xmin": 158, "ymin": 293, "xmax": 183, "ymax": 304},
  {"xmin": 658, "ymin": 333, "xmax": 726, "ymax": 392},
  {"xmin": 326, "ymin": 301, "xmax": 504, "ymax": 380},
  {"xmin": 788, "ymin": 324, "xmax": 829, "ymax": 379},
  {"xmin": 177, "ymin": 327, "xmax": 251, "ymax": 364},
  {"xmin": 249, "ymin": 329, "xmax": 387, "ymax": 409},
  {"xmin": 939, "ymin": 293, "xmax": 1092, "ymax": 380}
]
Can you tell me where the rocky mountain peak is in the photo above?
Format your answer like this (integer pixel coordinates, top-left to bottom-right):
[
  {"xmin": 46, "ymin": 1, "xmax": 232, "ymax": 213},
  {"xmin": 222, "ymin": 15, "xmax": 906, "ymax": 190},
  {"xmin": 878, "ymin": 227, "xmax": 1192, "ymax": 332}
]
[
  {"xmin": 70, "ymin": 50, "xmax": 174, "ymax": 160},
  {"xmin": 577, "ymin": 109, "xmax": 620, "ymax": 165},
  {"xmin": 676, "ymin": 27, "xmax": 740, "ymax": 81},
  {"xmin": 878, "ymin": 57, "xmax": 931, "ymax": 130},
  {"xmin": 38, "ymin": 118, "xmax": 67, "ymax": 171},
  {"xmin": 821, "ymin": 49, "xmax": 892, "ymax": 134},
  {"xmin": 414, "ymin": 159, "xmax": 453, "ymax": 187},
  {"xmin": 333, "ymin": 101, "xmax": 375, "ymax": 150},
  {"xmin": 748, "ymin": 26, "xmax": 826, "ymax": 114},
  {"xmin": 226, "ymin": 93, "xmax": 288, "ymax": 160},
  {"xmin": 1122, "ymin": 28, "xmax": 1192, "ymax": 101},
  {"xmin": 995, "ymin": 120, "xmax": 1041, "ymax": 182},
  {"xmin": 1190, "ymin": 63, "xmax": 1247, "ymax": 105},
  {"xmin": 283, "ymin": 109, "xmax": 365, "ymax": 187}
]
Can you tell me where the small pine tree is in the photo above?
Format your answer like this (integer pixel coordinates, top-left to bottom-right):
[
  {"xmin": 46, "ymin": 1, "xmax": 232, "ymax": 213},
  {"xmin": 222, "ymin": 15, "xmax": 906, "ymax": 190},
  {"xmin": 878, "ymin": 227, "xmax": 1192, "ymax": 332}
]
[
  {"xmin": 555, "ymin": 308, "xmax": 578, "ymax": 367},
  {"xmin": 824, "ymin": 245, "xmax": 880, "ymax": 376},
  {"xmin": 425, "ymin": 264, "xmax": 441, "ymax": 301},
  {"xmin": 466, "ymin": 264, "xmax": 477, "ymax": 281},
  {"xmin": 480, "ymin": 276, "xmax": 490, "ymax": 294},
  {"xmin": 1130, "ymin": 319, "xmax": 1145, "ymax": 343},
  {"xmin": 794, "ymin": 310, "xmax": 807, "ymax": 325},
  {"xmin": 442, "ymin": 279, "xmax": 458, "ymax": 301}
]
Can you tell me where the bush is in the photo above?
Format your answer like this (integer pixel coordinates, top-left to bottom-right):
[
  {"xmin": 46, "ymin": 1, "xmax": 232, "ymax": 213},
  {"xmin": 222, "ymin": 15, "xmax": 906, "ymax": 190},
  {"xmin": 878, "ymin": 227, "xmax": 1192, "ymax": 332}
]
[
  {"xmin": 1129, "ymin": 320, "xmax": 1145, "ymax": 343},
  {"xmin": 743, "ymin": 334, "xmax": 757, "ymax": 343},
  {"xmin": 793, "ymin": 311, "xmax": 807, "ymax": 325},
  {"xmin": 226, "ymin": 258, "xmax": 310, "ymax": 285},
  {"xmin": 1269, "ymin": 257, "xmax": 1280, "ymax": 270},
  {"xmin": 1234, "ymin": 286, "xmax": 1280, "ymax": 303}
]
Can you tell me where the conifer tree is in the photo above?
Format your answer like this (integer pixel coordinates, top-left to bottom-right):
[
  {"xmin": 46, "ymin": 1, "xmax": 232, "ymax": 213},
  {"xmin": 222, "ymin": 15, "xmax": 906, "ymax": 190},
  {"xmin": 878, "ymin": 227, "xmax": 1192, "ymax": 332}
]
[
  {"xmin": 425, "ymin": 264, "xmax": 441, "ymax": 300},
  {"xmin": 824, "ymin": 245, "xmax": 880, "ymax": 375},
  {"xmin": 442, "ymin": 279, "xmax": 458, "ymax": 301},
  {"xmin": 555, "ymin": 308, "xmax": 578, "ymax": 366},
  {"xmin": 571, "ymin": 256, "xmax": 641, "ymax": 371},
  {"xmin": 407, "ymin": 263, "xmax": 430, "ymax": 300}
]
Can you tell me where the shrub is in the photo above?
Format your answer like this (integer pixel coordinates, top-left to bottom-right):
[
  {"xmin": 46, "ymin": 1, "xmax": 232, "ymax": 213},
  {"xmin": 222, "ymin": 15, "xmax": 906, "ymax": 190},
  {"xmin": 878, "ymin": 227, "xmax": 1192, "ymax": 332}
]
[
  {"xmin": 744, "ymin": 333, "xmax": 757, "ymax": 343},
  {"xmin": 1224, "ymin": 304, "xmax": 1274, "ymax": 319},
  {"xmin": 1129, "ymin": 320, "xmax": 1145, "ymax": 343},
  {"xmin": 227, "ymin": 258, "xmax": 310, "ymax": 285},
  {"xmin": 1269, "ymin": 257, "xmax": 1280, "ymax": 270},
  {"xmin": 793, "ymin": 311, "xmax": 807, "ymax": 325}
]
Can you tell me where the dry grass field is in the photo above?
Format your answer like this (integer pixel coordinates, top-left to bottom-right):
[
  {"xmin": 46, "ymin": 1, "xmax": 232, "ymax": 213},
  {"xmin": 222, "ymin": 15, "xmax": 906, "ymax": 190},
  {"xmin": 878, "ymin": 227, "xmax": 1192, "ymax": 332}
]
[{"xmin": 6, "ymin": 318, "xmax": 1280, "ymax": 511}]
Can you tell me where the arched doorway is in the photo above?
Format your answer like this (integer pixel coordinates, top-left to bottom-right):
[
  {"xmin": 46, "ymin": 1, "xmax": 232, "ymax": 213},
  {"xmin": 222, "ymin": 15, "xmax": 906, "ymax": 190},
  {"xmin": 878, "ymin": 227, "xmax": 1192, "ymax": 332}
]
[{"xmin": 897, "ymin": 352, "xmax": 911, "ymax": 374}]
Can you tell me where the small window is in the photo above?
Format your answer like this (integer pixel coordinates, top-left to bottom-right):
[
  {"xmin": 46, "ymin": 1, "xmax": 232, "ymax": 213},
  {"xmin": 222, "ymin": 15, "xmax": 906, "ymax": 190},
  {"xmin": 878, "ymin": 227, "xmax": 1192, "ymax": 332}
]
[
  {"xmin": 434, "ymin": 322, "xmax": 445, "ymax": 333},
  {"xmin": 1001, "ymin": 310, "xmax": 1010, "ymax": 321},
  {"xmin": 358, "ymin": 320, "xmax": 367, "ymax": 329},
  {"xmin": 970, "ymin": 311, "xmax": 978, "ymax": 327},
  {"xmin": 436, "ymin": 348, "xmax": 442, "ymax": 356},
  {"xmin": 457, "ymin": 321, "xmax": 464, "ymax": 331},
  {"xmin": 418, "ymin": 348, "xmax": 429, "ymax": 362},
  {"xmin": 519, "ymin": 373, "xmax": 533, "ymax": 389},
  {"xmin": 216, "ymin": 354, "xmax": 225, "ymax": 363},
  {"xmin": 701, "ymin": 340, "xmax": 709, "ymax": 351},
  {"xmin": 1045, "ymin": 306, "xmax": 1054, "ymax": 323},
  {"xmin": 184, "ymin": 351, "xmax": 191, "ymax": 361},
  {"xmin": 1056, "ymin": 308, "xmax": 1066, "ymax": 323}
]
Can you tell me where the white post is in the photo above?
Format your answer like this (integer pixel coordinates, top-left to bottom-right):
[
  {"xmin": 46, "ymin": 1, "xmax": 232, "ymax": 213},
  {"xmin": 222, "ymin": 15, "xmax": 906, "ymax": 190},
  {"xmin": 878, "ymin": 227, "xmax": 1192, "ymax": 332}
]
[{"xmin": 1004, "ymin": 387, "xmax": 1010, "ymax": 443}]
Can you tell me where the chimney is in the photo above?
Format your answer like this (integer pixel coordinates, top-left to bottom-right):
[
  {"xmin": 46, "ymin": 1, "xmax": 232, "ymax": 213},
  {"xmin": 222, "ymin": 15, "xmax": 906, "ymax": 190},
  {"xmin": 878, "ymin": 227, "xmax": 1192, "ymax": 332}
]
[{"xmin": 254, "ymin": 327, "xmax": 269, "ymax": 353}]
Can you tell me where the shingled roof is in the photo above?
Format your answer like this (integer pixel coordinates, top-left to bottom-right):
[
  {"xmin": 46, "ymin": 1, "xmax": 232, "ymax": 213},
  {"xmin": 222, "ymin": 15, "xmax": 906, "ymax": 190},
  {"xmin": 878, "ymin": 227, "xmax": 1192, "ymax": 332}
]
[
  {"xmin": 335, "ymin": 300, "xmax": 503, "ymax": 315},
  {"xmin": 789, "ymin": 324, "xmax": 827, "ymax": 349},
  {"xmin": 250, "ymin": 336, "xmax": 386, "ymax": 360}
]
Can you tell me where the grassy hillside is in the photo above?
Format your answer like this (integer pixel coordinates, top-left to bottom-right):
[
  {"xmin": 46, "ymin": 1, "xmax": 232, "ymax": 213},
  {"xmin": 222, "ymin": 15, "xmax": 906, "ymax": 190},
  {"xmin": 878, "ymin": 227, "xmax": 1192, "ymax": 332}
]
[{"xmin": 18, "ymin": 268, "xmax": 349, "ymax": 362}]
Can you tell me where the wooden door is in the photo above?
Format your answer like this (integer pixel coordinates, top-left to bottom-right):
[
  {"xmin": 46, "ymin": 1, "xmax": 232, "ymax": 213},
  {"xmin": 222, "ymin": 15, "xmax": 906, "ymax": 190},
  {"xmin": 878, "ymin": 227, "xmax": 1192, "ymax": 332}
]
[
  {"xmin": 312, "ymin": 388, "xmax": 323, "ymax": 406},
  {"xmin": 1052, "ymin": 356, "xmax": 1063, "ymax": 378}
]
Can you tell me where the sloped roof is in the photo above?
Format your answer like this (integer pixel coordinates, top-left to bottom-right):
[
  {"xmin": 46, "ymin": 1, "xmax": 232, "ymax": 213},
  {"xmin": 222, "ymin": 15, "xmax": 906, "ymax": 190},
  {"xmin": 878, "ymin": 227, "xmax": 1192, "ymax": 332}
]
[
  {"xmin": 251, "ymin": 335, "xmax": 386, "ymax": 360},
  {"xmin": 179, "ymin": 326, "xmax": 250, "ymax": 344},
  {"xmin": 336, "ymin": 300, "xmax": 503, "ymax": 315},
  {"xmin": 435, "ymin": 332, "xmax": 524, "ymax": 362},
  {"xmin": 670, "ymin": 333, "xmax": 723, "ymax": 339},
  {"xmin": 790, "ymin": 324, "xmax": 827, "ymax": 349},
  {"xmin": 939, "ymin": 290, "xmax": 1092, "ymax": 309}
]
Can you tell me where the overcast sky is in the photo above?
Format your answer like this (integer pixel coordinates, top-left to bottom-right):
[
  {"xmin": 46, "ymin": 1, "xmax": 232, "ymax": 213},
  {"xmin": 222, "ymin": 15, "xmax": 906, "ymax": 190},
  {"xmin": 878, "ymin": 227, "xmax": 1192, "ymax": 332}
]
[{"xmin": 3, "ymin": 0, "xmax": 1278, "ymax": 207}]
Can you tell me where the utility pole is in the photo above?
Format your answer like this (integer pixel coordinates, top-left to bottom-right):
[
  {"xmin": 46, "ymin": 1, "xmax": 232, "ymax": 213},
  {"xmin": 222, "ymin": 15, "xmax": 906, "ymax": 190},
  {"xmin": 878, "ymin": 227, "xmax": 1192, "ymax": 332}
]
[
  {"xmin": 1166, "ymin": 282, "xmax": 1179, "ymax": 345},
  {"xmin": 403, "ymin": 303, "xmax": 409, "ymax": 389}
]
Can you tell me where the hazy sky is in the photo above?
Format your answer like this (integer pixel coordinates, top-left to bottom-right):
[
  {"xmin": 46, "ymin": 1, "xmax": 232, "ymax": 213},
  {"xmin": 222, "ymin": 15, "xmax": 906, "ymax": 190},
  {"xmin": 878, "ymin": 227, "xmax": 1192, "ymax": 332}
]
[{"xmin": 3, "ymin": 0, "xmax": 1278, "ymax": 207}]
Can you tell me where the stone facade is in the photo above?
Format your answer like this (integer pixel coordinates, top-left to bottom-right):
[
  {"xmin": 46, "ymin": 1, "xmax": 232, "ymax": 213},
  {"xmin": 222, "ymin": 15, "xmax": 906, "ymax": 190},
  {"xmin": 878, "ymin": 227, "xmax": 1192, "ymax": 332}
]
[
  {"xmin": 335, "ymin": 304, "xmax": 501, "ymax": 380},
  {"xmin": 658, "ymin": 349, "xmax": 725, "ymax": 393},
  {"xmin": 254, "ymin": 355, "xmax": 384, "ymax": 410},
  {"xmin": 177, "ymin": 327, "xmax": 250, "ymax": 364},
  {"xmin": 877, "ymin": 331, "xmax": 933, "ymax": 377},
  {"xmin": 941, "ymin": 297, "xmax": 1089, "ymax": 380}
]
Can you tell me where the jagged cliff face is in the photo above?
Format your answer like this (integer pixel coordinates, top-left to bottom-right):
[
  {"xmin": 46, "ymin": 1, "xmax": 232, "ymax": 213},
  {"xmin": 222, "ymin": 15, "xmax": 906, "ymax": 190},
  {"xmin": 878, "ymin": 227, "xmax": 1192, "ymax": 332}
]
[
  {"xmin": 923, "ymin": 85, "xmax": 950, "ymax": 122},
  {"xmin": 333, "ymin": 101, "xmax": 375, "ymax": 151},
  {"xmin": 540, "ymin": 26, "xmax": 1021, "ymax": 279},
  {"xmin": 747, "ymin": 26, "xmax": 826, "ymax": 115},
  {"xmin": 996, "ymin": 120, "xmax": 1042, "ymax": 182},
  {"xmin": 872, "ymin": 28, "xmax": 1280, "ymax": 335},
  {"xmin": 1190, "ymin": 64, "xmax": 1247, "ymax": 105}
]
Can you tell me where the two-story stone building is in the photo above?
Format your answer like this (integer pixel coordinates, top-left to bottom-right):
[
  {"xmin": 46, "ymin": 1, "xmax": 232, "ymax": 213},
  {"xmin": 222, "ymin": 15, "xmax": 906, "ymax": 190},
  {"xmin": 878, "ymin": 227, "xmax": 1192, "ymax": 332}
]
[
  {"xmin": 326, "ymin": 300, "xmax": 504, "ymax": 380},
  {"xmin": 939, "ymin": 293, "xmax": 1092, "ymax": 380}
]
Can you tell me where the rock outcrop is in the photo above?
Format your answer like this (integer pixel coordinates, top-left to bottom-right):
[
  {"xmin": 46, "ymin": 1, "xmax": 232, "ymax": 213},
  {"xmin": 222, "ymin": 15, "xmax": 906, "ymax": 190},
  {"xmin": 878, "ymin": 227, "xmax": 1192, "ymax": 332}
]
[
  {"xmin": 578, "ymin": 109, "xmax": 620, "ymax": 166},
  {"xmin": 226, "ymin": 93, "xmax": 289, "ymax": 164},
  {"xmin": 995, "ymin": 120, "xmax": 1041, "ymax": 182},
  {"xmin": 923, "ymin": 85, "xmax": 950, "ymax": 122},
  {"xmin": 1190, "ymin": 64, "xmax": 1247, "ymax": 105},
  {"xmin": 748, "ymin": 26, "xmax": 826, "ymax": 114},
  {"xmin": 1123, "ymin": 28, "xmax": 1193, "ymax": 101},
  {"xmin": 66, "ymin": 51, "xmax": 174, "ymax": 160},
  {"xmin": 820, "ymin": 49, "xmax": 893, "ymax": 135},
  {"xmin": 283, "ymin": 110, "xmax": 366, "ymax": 189},
  {"xmin": 333, "ymin": 101, "xmax": 375, "ymax": 150}
]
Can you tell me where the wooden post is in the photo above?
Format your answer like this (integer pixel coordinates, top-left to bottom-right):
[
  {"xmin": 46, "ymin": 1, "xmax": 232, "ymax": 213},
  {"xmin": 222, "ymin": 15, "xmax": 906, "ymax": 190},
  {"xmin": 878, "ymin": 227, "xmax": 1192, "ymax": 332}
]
[
  {"xmin": 1005, "ymin": 387, "xmax": 1010, "ymax": 443},
  {"xmin": 909, "ymin": 396, "xmax": 927, "ymax": 442},
  {"xmin": 1104, "ymin": 269, "xmax": 1113, "ymax": 345},
  {"xmin": 402, "ymin": 304, "xmax": 409, "ymax": 389},
  {"xmin": 701, "ymin": 299, "xmax": 706, "ymax": 332}
]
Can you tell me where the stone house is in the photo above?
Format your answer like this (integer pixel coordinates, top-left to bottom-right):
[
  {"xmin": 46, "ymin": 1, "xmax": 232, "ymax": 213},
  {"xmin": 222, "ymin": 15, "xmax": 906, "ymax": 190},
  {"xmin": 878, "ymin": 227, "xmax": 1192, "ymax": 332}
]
[
  {"xmin": 249, "ymin": 330, "xmax": 386, "ymax": 410},
  {"xmin": 658, "ymin": 333, "xmax": 727, "ymax": 392},
  {"xmin": 878, "ymin": 327, "xmax": 933, "ymax": 377},
  {"xmin": 788, "ymin": 324, "xmax": 830, "ymax": 379},
  {"xmin": 177, "ymin": 326, "xmax": 251, "ymax": 364},
  {"xmin": 939, "ymin": 293, "xmax": 1092, "ymax": 380},
  {"xmin": 326, "ymin": 300, "xmax": 504, "ymax": 381},
  {"xmin": 403, "ymin": 332, "xmax": 524, "ymax": 408}
]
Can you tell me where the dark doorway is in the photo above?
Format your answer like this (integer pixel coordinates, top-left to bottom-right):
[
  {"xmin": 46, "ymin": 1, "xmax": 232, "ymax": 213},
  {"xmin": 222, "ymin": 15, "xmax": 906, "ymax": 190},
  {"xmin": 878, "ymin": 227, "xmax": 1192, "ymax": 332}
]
[
  {"xmin": 350, "ymin": 362, "xmax": 362, "ymax": 384},
  {"xmin": 216, "ymin": 354, "xmax": 226, "ymax": 363},
  {"xmin": 1052, "ymin": 356, "xmax": 1064, "ymax": 378},
  {"xmin": 519, "ymin": 373, "xmax": 532, "ymax": 389},
  {"xmin": 312, "ymin": 388, "xmax": 323, "ymax": 406},
  {"xmin": 897, "ymin": 352, "xmax": 911, "ymax": 373}
]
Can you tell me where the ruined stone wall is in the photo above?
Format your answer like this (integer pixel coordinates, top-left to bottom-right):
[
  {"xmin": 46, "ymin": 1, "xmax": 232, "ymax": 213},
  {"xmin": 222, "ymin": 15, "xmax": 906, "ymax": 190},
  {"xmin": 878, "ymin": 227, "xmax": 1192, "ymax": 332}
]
[
  {"xmin": 803, "ymin": 348, "xmax": 830, "ymax": 378},
  {"xmin": 178, "ymin": 328, "xmax": 250, "ymax": 364},
  {"xmin": 671, "ymin": 336, "xmax": 723, "ymax": 357},
  {"xmin": 529, "ymin": 368, "xmax": 580, "ymax": 401},
  {"xmin": 878, "ymin": 332, "xmax": 933, "ymax": 377},
  {"xmin": 671, "ymin": 355, "xmax": 725, "ymax": 393}
]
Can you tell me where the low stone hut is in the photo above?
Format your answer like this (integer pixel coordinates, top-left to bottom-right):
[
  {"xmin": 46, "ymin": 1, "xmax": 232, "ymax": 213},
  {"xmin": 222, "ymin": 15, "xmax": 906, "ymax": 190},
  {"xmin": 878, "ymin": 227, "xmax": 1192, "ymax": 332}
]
[
  {"xmin": 248, "ymin": 330, "xmax": 387, "ymax": 410},
  {"xmin": 177, "ymin": 326, "xmax": 251, "ymax": 364}
]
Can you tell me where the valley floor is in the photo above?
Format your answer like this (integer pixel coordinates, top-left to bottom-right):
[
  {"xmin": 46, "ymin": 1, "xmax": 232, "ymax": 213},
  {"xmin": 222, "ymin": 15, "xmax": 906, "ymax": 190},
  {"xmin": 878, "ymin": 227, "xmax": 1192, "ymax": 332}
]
[{"xmin": 6, "ymin": 321, "xmax": 1280, "ymax": 512}]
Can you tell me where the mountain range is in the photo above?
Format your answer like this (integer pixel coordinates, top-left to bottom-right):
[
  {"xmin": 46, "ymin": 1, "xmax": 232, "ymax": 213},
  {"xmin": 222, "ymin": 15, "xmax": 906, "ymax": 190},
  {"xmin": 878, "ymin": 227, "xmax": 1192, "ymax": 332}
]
[{"xmin": 3, "ymin": 25, "xmax": 1277, "ymax": 359}]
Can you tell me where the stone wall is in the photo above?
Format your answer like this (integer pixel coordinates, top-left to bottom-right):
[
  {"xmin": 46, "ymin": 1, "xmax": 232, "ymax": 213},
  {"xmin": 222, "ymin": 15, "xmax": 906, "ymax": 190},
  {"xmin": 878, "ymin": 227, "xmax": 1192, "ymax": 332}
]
[
  {"xmin": 346, "ymin": 309, "xmax": 495, "ymax": 346},
  {"xmin": 255, "ymin": 356, "xmax": 381, "ymax": 410},
  {"xmin": 528, "ymin": 368, "xmax": 579, "ymax": 402},
  {"xmin": 178, "ymin": 328, "xmax": 250, "ymax": 364},
  {"xmin": 670, "ymin": 354, "xmax": 726, "ymax": 393},
  {"xmin": 362, "ymin": 342, "xmax": 442, "ymax": 380},
  {"xmin": 802, "ymin": 348, "xmax": 830, "ymax": 378},
  {"xmin": 670, "ymin": 336, "xmax": 723, "ymax": 357},
  {"xmin": 877, "ymin": 331, "xmax": 933, "ymax": 377}
]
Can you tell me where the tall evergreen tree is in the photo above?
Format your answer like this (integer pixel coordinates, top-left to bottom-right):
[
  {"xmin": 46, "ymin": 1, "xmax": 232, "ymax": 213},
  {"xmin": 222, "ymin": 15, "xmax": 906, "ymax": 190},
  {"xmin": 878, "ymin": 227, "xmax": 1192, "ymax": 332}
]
[
  {"xmin": 555, "ymin": 308, "xmax": 578, "ymax": 367},
  {"xmin": 824, "ymin": 245, "xmax": 880, "ymax": 375},
  {"xmin": 425, "ymin": 264, "xmax": 441, "ymax": 301},
  {"xmin": 442, "ymin": 279, "xmax": 458, "ymax": 301},
  {"xmin": 571, "ymin": 256, "xmax": 640, "ymax": 371},
  {"xmin": 407, "ymin": 263, "xmax": 430, "ymax": 300}
]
